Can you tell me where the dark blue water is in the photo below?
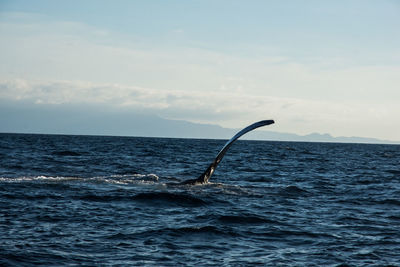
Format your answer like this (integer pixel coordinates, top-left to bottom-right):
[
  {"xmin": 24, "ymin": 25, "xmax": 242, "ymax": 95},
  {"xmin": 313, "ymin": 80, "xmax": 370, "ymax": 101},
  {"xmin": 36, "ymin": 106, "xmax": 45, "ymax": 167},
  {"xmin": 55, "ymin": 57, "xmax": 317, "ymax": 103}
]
[{"xmin": 1, "ymin": 133, "xmax": 400, "ymax": 266}]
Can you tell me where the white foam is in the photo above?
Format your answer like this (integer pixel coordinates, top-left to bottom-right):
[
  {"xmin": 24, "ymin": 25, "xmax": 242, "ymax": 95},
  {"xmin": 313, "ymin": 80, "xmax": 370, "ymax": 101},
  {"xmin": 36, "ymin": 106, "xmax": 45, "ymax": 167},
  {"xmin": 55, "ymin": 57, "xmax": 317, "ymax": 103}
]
[{"xmin": 0, "ymin": 173, "xmax": 160, "ymax": 184}]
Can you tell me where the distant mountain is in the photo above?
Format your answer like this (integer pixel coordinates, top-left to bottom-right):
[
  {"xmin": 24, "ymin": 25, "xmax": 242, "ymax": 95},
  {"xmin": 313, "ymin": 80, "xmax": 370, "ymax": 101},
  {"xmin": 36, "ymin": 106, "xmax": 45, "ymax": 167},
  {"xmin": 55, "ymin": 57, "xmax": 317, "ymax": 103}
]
[
  {"xmin": 245, "ymin": 130, "xmax": 399, "ymax": 144},
  {"xmin": 134, "ymin": 117, "xmax": 399, "ymax": 145},
  {"xmin": 0, "ymin": 101, "xmax": 398, "ymax": 144},
  {"xmin": 135, "ymin": 117, "xmax": 399, "ymax": 144}
]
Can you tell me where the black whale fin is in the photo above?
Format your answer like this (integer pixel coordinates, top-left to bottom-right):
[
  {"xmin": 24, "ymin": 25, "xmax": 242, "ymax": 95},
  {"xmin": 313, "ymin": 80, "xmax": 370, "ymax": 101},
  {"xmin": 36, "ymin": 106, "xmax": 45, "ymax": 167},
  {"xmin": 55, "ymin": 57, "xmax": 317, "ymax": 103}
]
[{"xmin": 181, "ymin": 119, "xmax": 274, "ymax": 185}]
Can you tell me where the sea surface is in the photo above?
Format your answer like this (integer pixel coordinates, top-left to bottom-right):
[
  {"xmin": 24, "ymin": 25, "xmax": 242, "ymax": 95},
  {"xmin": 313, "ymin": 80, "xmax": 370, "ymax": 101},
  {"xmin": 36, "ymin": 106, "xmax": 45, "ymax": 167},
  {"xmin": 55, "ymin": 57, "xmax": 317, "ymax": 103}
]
[{"xmin": 1, "ymin": 133, "xmax": 399, "ymax": 266}]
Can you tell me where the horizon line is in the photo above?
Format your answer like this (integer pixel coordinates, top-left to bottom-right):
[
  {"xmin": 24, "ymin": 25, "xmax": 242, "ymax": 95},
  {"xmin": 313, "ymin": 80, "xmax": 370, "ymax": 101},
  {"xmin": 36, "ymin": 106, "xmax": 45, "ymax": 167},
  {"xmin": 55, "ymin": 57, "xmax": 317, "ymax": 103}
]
[{"xmin": 1, "ymin": 131, "xmax": 398, "ymax": 146}]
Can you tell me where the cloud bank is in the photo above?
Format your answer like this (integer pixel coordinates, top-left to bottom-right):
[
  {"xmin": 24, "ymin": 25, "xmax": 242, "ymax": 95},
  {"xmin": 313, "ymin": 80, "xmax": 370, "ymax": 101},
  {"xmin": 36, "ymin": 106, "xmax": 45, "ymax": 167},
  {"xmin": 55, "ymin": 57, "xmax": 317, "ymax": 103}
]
[{"xmin": 1, "ymin": 78, "xmax": 399, "ymax": 141}]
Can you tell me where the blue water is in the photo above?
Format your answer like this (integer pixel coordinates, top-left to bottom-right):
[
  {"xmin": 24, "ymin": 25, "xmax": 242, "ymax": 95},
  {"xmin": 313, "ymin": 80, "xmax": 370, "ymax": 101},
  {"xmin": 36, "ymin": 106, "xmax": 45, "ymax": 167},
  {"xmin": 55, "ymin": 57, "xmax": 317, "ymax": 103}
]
[{"xmin": 1, "ymin": 133, "xmax": 400, "ymax": 266}]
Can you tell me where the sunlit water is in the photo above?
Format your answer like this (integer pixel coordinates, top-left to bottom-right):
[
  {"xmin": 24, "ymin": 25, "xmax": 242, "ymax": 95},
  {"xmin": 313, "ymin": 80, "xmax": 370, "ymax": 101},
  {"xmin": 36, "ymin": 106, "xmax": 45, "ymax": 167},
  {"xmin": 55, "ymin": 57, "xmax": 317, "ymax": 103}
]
[{"xmin": 1, "ymin": 133, "xmax": 400, "ymax": 266}]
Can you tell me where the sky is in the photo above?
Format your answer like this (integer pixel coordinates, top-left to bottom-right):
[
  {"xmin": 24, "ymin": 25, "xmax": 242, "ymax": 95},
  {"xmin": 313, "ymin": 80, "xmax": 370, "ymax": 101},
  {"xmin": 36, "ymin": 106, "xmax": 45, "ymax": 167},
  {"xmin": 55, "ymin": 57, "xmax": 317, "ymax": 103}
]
[{"xmin": 0, "ymin": 0, "xmax": 399, "ymax": 141}]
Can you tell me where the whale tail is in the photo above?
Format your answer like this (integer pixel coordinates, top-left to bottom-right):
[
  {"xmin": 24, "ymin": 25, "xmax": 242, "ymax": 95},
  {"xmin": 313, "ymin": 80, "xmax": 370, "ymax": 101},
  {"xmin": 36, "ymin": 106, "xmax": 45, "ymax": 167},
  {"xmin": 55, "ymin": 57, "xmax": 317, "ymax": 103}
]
[{"xmin": 181, "ymin": 119, "xmax": 274, "ymax": 185}]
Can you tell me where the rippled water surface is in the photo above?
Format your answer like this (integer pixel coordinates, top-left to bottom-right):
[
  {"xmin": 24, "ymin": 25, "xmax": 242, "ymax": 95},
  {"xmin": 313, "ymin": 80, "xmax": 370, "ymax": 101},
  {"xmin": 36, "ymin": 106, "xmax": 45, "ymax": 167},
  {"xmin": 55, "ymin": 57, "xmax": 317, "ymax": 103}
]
[{"xmin": 1, "ymin": 133, "xmax": 400, "ymax": 266}]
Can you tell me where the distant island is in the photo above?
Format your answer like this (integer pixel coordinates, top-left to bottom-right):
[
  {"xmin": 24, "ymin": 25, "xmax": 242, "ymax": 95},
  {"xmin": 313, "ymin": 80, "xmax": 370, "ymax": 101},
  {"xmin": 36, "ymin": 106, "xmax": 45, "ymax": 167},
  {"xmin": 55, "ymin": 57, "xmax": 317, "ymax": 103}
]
[
  {"xmin": 0, "ymin": 102, "xmax": 398, "ymax": 144},
  {"xmin": 244, "ymin": 130, "xmax": 400, "ymax": 144},
  {"xmin": 138, "ymin": 117, "xmax": 399, "ymax": 145}
]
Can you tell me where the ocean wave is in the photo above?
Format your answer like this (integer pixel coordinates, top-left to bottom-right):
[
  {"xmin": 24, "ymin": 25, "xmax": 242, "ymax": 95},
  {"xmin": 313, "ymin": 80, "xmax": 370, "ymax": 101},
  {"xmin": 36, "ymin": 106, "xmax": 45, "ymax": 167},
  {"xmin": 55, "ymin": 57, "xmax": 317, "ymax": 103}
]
[
  {"xmin": 52, "ymin": 150, "xmax": 82, "ymax": 156},
  {"xmin": 217, "ymin": 214, "xmax": 275, "ymax": 225},
  {"xmin": 279, "ymin": 185, "xmax": 310, "ymax": 197},
  {"xmin": 108, "ymin": 225, "xmax": 241, "ymax": 240},
  {"xmin": 385, "ymin": 169, "xmax": 400, "ymax": 175},
  {"xmin": 72, "ymin": 190, "xmax": 206, "ymax": 206},
  {"xmin": 260, "ymin": 228, "xmax": 336, "ymax": 239},
  {"xmin": 0, "ymin": 193, "xmax": 64, "ymax": 200},
  {"xmin": 377, "ymin": 199, "xmax": 400, "ymax": 206},
  {"xmin": 132, "ymin": 192, "xmax": 207, "ymax": 207},
  {"xmin": 0, "ymin": 173, "xmax": 159, "ymax": 184},
  {"xmin": 170, "ymin": 225, "xmax": 235, "ymax": 236}
]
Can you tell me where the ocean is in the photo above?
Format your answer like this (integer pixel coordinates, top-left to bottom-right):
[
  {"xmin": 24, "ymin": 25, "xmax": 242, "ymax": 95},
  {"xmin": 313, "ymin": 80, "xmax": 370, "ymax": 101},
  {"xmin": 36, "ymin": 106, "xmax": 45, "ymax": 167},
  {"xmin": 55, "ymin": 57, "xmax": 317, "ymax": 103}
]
[{"xmin": 1, "ymin": 133, "xmax": 399, "ymax": 266}]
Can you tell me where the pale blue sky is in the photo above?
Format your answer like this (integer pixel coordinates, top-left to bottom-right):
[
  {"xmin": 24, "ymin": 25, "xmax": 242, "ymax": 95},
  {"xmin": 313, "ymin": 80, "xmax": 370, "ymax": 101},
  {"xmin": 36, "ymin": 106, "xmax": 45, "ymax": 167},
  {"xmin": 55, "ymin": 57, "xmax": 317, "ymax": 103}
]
[{"xmin": 1, "ymin": 0, "xmax": 399, "ymax": 140}]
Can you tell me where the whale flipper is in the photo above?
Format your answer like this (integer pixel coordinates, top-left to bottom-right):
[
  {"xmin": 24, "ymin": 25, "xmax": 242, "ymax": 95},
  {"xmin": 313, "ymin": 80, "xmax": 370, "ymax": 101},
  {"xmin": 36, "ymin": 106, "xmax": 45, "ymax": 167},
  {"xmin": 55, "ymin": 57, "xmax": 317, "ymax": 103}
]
[{"xmin": 181, "ymin": 119, "xmax": 274, "ymax": 185}]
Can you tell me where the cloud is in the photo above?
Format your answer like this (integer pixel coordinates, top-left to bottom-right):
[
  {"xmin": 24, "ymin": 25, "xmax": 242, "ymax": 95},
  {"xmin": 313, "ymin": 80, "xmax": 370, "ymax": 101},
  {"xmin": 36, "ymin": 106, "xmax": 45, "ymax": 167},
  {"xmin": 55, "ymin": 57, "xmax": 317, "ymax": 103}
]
[
  {"xmin": 2, "ymin": 13, "xmax": 399, "ymax": 99},
  {"xmin": 1, "ymin": 78, "xmax": 399, "ymax": 141},
  {"xmin": 0, "ymin": 12, "xmax": 399, "ymax": 141}
]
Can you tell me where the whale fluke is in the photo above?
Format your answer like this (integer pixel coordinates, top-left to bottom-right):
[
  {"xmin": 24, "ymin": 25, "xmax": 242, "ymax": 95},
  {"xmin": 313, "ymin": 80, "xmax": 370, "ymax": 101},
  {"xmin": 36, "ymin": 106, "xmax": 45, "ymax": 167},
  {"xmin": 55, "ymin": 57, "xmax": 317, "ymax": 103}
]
[{"xmin": 181, "ymin": 119, "xmax": 274, "ymax": 185}]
